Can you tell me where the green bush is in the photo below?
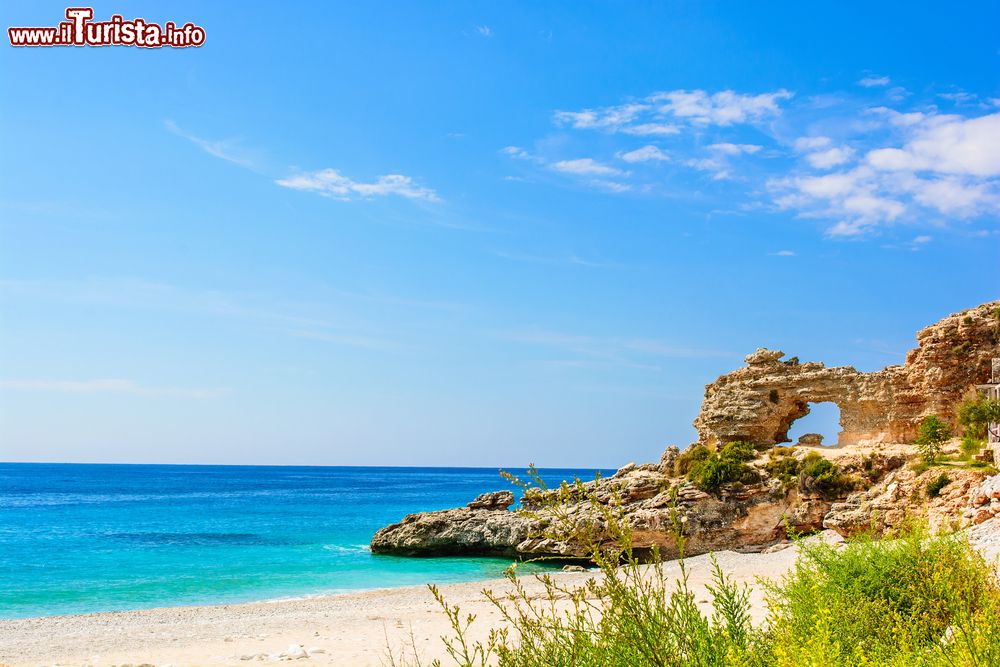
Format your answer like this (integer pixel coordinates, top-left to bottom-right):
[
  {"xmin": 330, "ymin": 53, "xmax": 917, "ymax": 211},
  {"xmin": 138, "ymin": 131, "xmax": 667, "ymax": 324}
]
[
  {"xmin": 402, "ymin": 477, "xmax": 1000, "ymax": 667},
  {"xmin": 799, "ymin": 451, "xmax": 853, "ymax": 498},
  {"xmin": 926, "ymin": 472, "xmax": 951, "ymax": 498},
  {"xmin": 958, "ymin": 396, "xmax": 1000, "ymax": 440},
  {"xmin": 687, "ymin": 441, "xmax": 761, "ymax": 494},
  {"xmin": 674, "ymin": 444, "xmax": 711, "ymax": 476},
  {"xmin": 764, "ymin": 448, "xmax": 801, "ymax": 488},
  {"xmin": 915, "ymin": 415, "xmax": 952, "ymax": 465},
  {"xmin": 719, "ymin": 440, "xmax": 758, "ymax": 461},
  {"xmin": 763, "ymin": 526, "xmax": 1000, "ymax": 666},
  {"xmin": 961, "ymin": 434, "xmax": 985, "ymax": 460}
]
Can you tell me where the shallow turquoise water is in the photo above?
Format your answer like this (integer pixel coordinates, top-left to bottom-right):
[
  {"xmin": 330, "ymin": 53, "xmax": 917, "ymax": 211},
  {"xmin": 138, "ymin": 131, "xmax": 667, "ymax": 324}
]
[{"xmin": 0, "ymin": 463, "xmax": 607, "ymax": 619}]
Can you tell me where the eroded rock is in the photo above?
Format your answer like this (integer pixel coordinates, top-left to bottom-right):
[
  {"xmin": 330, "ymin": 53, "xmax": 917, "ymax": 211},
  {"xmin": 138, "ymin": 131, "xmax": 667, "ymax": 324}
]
[
  {"xmin": 370, "ymin": 491, "xmax": 534, "ymax": 557},
  {"xmin": 694, "ymin": 301, "xmax": 1000, "ymax": 447}
]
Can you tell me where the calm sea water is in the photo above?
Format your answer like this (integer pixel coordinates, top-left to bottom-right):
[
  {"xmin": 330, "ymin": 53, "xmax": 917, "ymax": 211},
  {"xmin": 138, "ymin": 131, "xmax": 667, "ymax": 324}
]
[{"xmin": 0, "ymin": 463, "xmax": 609, "ymax": 619}]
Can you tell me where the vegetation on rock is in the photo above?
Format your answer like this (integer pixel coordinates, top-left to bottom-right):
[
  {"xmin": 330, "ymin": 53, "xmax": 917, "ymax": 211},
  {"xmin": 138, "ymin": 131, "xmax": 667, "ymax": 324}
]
[
  {"xmin": 392, "ymin": 476, "xmax": 1000, "ymax": 667},
  {"xmin": 686, "ymin": 441, "xmax": 760, "ymax": 494},
  {"xmin": 915, "ymin": 415, "xmax": 952, "ymax": 465},
  {"xmin": 926, "ymin": 472, "xmax": 951, "ymax": 498}
]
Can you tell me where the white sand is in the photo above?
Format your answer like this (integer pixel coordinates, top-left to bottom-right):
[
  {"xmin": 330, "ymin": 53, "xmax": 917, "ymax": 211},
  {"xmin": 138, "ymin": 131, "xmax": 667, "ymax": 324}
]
[
  {"xmin": 0, "ymin": 548, "xmax": 801, "ymax": 667},
  {"xmin": 6, "ymin": 516, "xmax": 998, "ymax": 667}
]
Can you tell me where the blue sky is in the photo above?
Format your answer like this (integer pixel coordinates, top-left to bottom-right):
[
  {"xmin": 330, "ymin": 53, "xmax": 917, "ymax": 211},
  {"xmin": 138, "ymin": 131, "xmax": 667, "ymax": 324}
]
[{"xmin": 1, "ymin": 1, "xmax": 998, "ymax": 467}]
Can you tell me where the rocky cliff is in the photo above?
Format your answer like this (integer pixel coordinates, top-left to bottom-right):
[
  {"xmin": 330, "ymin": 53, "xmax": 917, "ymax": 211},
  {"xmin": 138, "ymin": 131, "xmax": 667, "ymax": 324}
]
[
  {"xmin": 694, "ymin": 300, "xmax": 1000, "ymax": 447},
  {"xmin": 370, "ymin": 301, "xmax": 1000, "ymax": 561}
]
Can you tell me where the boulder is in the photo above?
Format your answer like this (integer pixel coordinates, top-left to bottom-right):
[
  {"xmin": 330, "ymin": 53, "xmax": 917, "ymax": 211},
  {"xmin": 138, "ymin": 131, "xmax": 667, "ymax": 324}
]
[{"xmin": 370, "ymin": 492, "xmax": 533, "ymax": 557}]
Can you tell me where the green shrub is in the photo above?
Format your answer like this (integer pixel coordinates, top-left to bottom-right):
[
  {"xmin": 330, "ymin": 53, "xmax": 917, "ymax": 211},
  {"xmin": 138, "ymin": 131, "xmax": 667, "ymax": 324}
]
[
  {"xmin": 687, "ymin": 441, "xmax": 761, "ymax": 494},
  {"xmin": 765, "ymin": 448, "xmax": 801, "ymax": 488},
  {"xmin": 799, "ymin": 451, "xmax": 853, "ymax": 498},
  {"xmin": 719, "ymin": 440, "xmax": 758, "ymax": 461},
  {"xmin": 688, "ymin": 454, "xmax": 760, "ymax": 494},
  {"xmin": 403, "ymin": 475, "xmax": 1000, "ymax": 667},
  {"xmin": 926, "ymin": 472, "xmax": 951, "ymax": 498},
  {"xmin": 958, "ymin": 396, "xmax": 1000, "ymax": 440},
  {"xmin": 961, "ymin": 434, "xmax": 985, "ymax": 460},
  {"xmin": 915, "ymin": 415, "xmax": 952, "ymax": 465},
  {"xmin": 674, "ymin": 444, "xmax": 711, "ymax": 476}
]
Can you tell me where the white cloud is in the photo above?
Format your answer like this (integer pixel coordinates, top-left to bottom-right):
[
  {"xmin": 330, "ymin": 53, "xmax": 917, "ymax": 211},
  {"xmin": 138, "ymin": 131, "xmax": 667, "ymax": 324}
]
[
  {"xmin": 794, "ymin": 136, "xmax": 832, "ymax": 151},
  {"xmin": 620, "ymin": 123, "xmax": 680, "ymax": 136},
  {"xmin": 164, "ymin": 120, "xmax": 258, "ymax": 169},
  {"xmin": 906, "ymin": 175, "xmax": 997, "ymax": 216},
  {"xmin": 708, "ymin": 143, "xmax": 762, "ymax": 155},
  {"xmin": 865, "ymin": 112, "xmax": 1000, "ymax": 177},
  {"xmin": 0, "ymin": 378, "xmax": 227, "ymax": 399},
  {"xmin": 774, "ymin": 108, "xmax": 1000, "ymax": 235},
  {"xmin": 475, "ymin": 25, "xmax": 493, "ymax": 37},
  {"xmin": 501, "ymin": 145, "xmax": 532, "ymax": 159},
  {"xmin": 553, "ymin": 104, "xmax": 648, "ymax": 130},
  {"xmin": 772, "ymin": 250, "xmax": 796, "ymax": 256},
  {"xmin": 590, "ymin": 179, "xmax": 632, "ymax": 192},
  {"xmin": 619, "ymin": 145, "xmax": 669, "ymax": 163},
  {"xmin": 805, "ymin": 146, "xmax": 855, "ymax": 169},
  {"xmin": 912, "ymin": 235, "xmax": 932, "ymax": 244},
  {"xmin": 551, "ymin": 158, "xmax": 625, "ymax": 176},
  {"xmin": 553, "ymin": 87, "xmax": 791, "ymax": 138},
  {"xmin": 650, "ymin": 89, "xmax": 793, "ymax": 125},
  {"xmin": 275, "ymin": 169, "xmax": 439, "ymax": 202},
  {"xmin": 686, "ymin": 157, "xmax": 730, "ymax": 180},
  {"xmin": 938, "ymin": 91, "xmax": 977, "ymax": 105},
  {"xmin": 869, "ymin": 106, "xmax": 926, "ymax": 127},
  {"xmin": 858, "ymin": 75, "xmax": 891, "ymax": 88}
]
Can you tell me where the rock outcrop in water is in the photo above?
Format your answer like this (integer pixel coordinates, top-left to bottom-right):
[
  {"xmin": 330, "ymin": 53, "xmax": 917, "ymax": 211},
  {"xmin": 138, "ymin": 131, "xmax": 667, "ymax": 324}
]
[
  {"xmin": 370, "ymin": 301, "xmax": 1000, "ymax": 560},
  {"xmin": 370, "ymin": 491, "xmax": 533, "ymax": 557}
]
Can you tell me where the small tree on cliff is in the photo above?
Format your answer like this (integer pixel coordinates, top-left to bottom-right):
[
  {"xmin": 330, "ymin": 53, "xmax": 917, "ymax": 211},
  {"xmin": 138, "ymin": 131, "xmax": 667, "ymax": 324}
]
[{"xmin": 915, "ymin": 415, "xmax": 951, "ymax": 465}]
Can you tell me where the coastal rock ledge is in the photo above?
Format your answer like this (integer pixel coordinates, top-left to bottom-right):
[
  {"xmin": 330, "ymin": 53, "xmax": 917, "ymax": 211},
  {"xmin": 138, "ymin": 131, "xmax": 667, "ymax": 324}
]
[
  {"xmin": 370, "ymin": 491, "xmax": 534, "ymax": 557},
  {"xmin": 370, "ymin": 301, "xmax": 1000, "ymax": 561}
]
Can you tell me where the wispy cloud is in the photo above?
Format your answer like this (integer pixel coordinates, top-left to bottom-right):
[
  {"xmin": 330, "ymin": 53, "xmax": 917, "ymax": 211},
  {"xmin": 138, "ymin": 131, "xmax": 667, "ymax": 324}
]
[
  {"xmin": 858, "ymin": 75, "xmax": 891, "ymax": 88},
  {"xmin": 550, "ymin": 158, "xmax": 626, "ymax": 176},
  {"xmin": 552, "ymin": 88, "xmax": 792, "ymax": 135},
  {"xmin": 771, "ymin": 250, "xmax": 796, "ymax": 257},
  {"xmin": 771, "ymin": 110, "xmax": 1000, "ymax": 236},
  {"xmin": 650, "ymin": 89, "xmax": 793, "ymax": 126},
  {"xmin": 165, "ymin": 121, "xmax": 442, "ymax": 207},
  {"xmin": 164, "ymin": 120, "xmax": 259, "ymax": 170},
  {"xmin": 619, "ymin": 145, "xmax": 669, "ymax": 163},
  {"xmin": 511, "ymin": 82, "xmax": 999, "ymax": 239},
  {"xmin": 0, "ymin": 378, "xmax": 227, "ymax": 399},
  {"xmin": 275, "ymin": 169, "xmax": 440, "ymax": 202},
  {"xmin": 475, "ymin": 25, "xmax": 493, "ymax": 37},
  {"xmin": 708, "ymin": 143, "xmax": 762, "ymax": 155}
]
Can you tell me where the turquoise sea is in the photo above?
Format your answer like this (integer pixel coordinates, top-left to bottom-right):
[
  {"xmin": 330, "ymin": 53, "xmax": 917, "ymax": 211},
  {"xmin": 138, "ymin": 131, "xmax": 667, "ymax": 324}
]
[{"xmin": 0, "ymin": 463, "xmax": 609, "ymax": 619}]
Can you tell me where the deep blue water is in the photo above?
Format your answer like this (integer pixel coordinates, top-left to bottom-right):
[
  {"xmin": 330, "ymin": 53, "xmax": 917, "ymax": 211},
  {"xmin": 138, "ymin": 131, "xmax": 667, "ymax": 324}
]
[{"xmin": 0, "ymin": 463, "xmax": 609, "ymax": 619}]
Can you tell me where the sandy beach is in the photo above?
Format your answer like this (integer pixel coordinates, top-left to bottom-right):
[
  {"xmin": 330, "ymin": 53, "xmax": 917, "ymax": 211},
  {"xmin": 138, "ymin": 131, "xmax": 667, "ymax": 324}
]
[
  {"xmin": 0, "ymin": 547, "xmax": 802, "ymax": 667},
  {"xmin": 5, "ymin": 520, "xmax": 998, "ymax": 667}
]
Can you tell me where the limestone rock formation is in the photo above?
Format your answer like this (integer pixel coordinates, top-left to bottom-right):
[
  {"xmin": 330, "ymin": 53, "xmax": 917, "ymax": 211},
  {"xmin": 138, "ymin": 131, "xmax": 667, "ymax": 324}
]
[
  {"xmin": 694, "ymin": 301, "xmax": 1000, "ymax": 447},
  {"xmin": 370, "ymin": 301, "xmax": 1000, "ymax": 562},
  {"xmin": 370, "ymin": 448, "xmax": 913, "ymax": 560},
  {"xmin": 369, "ymin": 491, "xmax": 534, "ymax": 557}
]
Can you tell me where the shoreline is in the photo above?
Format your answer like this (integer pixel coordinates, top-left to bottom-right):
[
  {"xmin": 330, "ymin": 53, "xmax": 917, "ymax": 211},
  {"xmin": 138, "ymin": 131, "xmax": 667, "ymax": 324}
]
[
  {"xmin": 4, "ymin": 521, "xmax": 998, "ymax": 666},
  {"xmin": 0, "ymin": 548, "xmax": 802, "ymax": 667}
]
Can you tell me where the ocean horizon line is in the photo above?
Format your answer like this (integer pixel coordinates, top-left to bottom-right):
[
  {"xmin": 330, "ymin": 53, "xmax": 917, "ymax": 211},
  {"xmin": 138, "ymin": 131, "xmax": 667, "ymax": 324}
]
[{"xmin": 0, "ymin": 460, "xmax": 618, "ymax": 471}]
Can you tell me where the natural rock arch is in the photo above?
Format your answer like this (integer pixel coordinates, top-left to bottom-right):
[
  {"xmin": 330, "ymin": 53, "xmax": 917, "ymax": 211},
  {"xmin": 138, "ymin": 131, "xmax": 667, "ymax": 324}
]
[{"xmin": 694, "ymin": 301, "xmax": 1000, "ymax": 448}]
